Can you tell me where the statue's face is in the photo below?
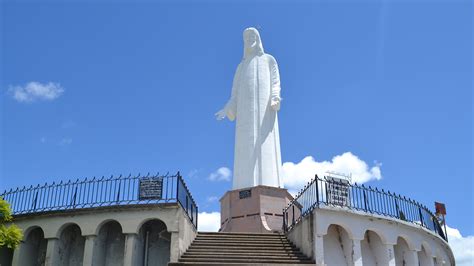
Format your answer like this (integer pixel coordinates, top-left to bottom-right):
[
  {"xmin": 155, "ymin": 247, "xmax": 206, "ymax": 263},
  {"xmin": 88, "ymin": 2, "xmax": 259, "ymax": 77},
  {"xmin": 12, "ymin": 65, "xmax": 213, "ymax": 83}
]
[{"xmin": 244, "ymin": 31, "xmax": 258, "ymax": 48}]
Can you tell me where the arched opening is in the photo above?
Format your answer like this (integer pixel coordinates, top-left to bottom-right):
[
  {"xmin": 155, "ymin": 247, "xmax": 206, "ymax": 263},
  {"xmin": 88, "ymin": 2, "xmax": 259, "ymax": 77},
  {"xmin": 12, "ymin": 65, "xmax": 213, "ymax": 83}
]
[
  {"xmin": 434, "ymin": 248, "xmax": 451, "ymax": 266},
  {"xmin": 323, "ymin": 224, "xmax": 352, "ymax": 266},
  {"xmin": 93, "ymin": 220, "xmax": 125, "ymax": 266},
  {"xmin": 418, "ymin": 244, "xmax": 432, "ymax": 266},
  {"xmin": 394, "ymin": 237, "xmax": 416, "ymax": 266},
  {"xmin": 18, "ymin": 227, "xmax": 47, "ymax": 266},
  {"xmin": 58, "ymin": 224, "xmax": 85, "ymax": 266},
  {"xmin": 136, "ymin": 219, "xmax": 171, "ymax": 266},
  {"xmin": 361, "ymin": 230, "xmax": 386, "ymax": 266}
]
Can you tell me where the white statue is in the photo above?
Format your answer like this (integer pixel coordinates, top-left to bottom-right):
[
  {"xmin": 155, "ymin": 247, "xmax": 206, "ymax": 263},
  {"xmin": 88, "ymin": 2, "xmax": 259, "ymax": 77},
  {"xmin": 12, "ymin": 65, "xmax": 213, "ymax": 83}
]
[{"xmin": 216, "ymin": 27, "xmax": 283, "ymax": 190}]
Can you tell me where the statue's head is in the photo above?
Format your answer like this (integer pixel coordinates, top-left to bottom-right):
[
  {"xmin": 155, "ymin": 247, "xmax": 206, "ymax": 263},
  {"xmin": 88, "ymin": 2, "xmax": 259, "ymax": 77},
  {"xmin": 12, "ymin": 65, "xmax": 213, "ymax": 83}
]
[{"xmin": 243, "ymin": 27, "xmax": 264, "ymax": 59}]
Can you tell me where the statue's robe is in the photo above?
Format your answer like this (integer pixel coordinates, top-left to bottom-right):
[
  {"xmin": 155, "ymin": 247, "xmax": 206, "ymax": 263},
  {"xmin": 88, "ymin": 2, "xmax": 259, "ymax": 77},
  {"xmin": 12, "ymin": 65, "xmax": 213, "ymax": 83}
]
[{"xmin": 224, "ymin": 52, "xmax": 282, "ymax": 189}]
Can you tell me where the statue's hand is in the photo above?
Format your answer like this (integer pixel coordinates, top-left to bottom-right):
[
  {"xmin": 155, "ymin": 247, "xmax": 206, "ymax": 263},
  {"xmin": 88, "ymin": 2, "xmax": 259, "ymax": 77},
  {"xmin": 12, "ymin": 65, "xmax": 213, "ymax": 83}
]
[
  {"xmin": 215, "ymin": 109, "xmax": 226, "ymax": 120},
  {"xmin": 271, "ymin": 97, "xmax": 281, "ymax": 111}
]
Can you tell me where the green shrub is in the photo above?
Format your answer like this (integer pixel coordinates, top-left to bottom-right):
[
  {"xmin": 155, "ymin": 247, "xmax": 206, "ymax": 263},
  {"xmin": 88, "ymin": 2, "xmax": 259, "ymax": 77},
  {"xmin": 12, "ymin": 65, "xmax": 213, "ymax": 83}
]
[
  {"xmin": 0, "ymin": 198, "xmax": 23, "ymax": 250},
  {"xmin": 0, "ymin": 224, "xmax": 23, "ymax": 249}
]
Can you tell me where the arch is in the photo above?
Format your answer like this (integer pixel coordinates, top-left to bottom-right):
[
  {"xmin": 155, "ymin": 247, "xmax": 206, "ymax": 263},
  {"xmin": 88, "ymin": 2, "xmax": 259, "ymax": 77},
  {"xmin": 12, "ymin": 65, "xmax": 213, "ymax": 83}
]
[
  {"xmin": 323, "ymin": 224, "xmax": 352, "ymax": 266},
  {"xmin": 434, "ymin": 247, "xmax": 451, "ymax": 266},
  {"xmin": 135, "ymin": 217, "xmax": 173, "ymax": 235},
  {"xmin": 320, "ymin": 222, "xmax": 355, "ymax": 240},
  {"xmin": 94, "ymin": 218, "xmax": 124, "ymax": 235},
  {"xmin": 394, "ymin": 236, "xmax": 416, "ymax": 266},
  {"xmin": 361, "ymin": 230, "xmax": 387, "ymax": 266},
  {"xmin": 136, "ymin": 219, "xmax": 171, "ymax": 266},
  {"xmin": 58, "ymin": 223, "xmax": 85, "ymax": 266},
  {"xmin": 421, "ymin": 241, "xmax": 433, "ymax": 258},
  {"xmin": 22, "ymin": 225, "xmax": 43, "ymax": 239},
  {"xmin": 364, "ymin": 227, "xmax": 388, "ymax": 244},
  {"xmin": 418, "ymin": 243, "xmax": 433, "ymax": 266},
  {"xmin": 93, "ymin": 220, "xmax": 125, "ymax": 266},
  {"xmin": 17, "ymin": 226, "xmax": 47, "ymax": 266},
  {"xmin": 397, "ymin": 233, "xmax": 417, "ymax": 251},
  {"xmin": 55, "ymin": 222, "xmax": 81, "ymax": 238}
]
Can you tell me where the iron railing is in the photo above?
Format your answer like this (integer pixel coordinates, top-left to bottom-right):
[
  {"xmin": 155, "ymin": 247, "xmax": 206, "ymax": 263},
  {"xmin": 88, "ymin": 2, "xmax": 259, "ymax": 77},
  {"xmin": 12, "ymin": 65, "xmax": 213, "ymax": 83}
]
[
  {"xmin": 283, "ymin": 175, "xmax": 447, "ymax": 242},
  {"xmin": 0, "ymin": 172, "xmax": 198, "ymax": 229}
]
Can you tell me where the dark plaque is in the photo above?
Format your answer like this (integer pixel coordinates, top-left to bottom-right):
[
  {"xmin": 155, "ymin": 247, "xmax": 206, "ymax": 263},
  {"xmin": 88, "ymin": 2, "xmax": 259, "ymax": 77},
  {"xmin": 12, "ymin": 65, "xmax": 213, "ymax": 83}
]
[
  {"xmin": 239, "ymin": 189, "xmax": 252, "ymax": 199},
  {"xmin": 139, "ymin": 178, "xmax": 163, "ymax": 200},
  {"xmin": 327, "ymin": 177, "xmax": 350, "ymax": 206}
]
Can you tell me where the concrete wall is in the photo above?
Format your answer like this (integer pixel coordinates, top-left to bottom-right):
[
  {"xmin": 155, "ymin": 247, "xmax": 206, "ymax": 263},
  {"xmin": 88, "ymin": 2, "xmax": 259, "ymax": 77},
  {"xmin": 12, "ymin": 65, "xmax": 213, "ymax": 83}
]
[
  {"xmin": 287, "ymin": 206, "xmax": 454, "ymax": 266},
  {"xmin": 10, "ymin": 204, "xmax": 197, "ymax": 266}
]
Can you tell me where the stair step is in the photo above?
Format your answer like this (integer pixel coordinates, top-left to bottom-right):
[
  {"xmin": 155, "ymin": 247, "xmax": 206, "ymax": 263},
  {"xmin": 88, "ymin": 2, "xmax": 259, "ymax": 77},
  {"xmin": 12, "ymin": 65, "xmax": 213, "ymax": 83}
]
[
  {"xmin": 168, "ymin": 262, "xmax": 316, "ymax": 266},
  {"xmin": 188, "ymin": 246, "xmax": 299, "ymax": 251},
  {"xmin": 192, "ymin": 239, "xmax": 291, "ymax": 244},
  {"xmin": 178, "ymin": 258, "xmax": 314, "ymax": 263},
  {"xmin": 185, "ymin": 250, "xmax": 304, "ymax": 255},
  {"xmin": 178, "ymin": 232, "xmax": 313, "ymax": 265},
  {"xmin": 198, "ymin": 232, "xmax": 283, "ymax": 236},
  {"xmin": 195, "ymin": 236, "xmax": 288, "ymax": 241},
  {"xmin": 181, "ymin": 254, "xmax": 308, "ymax": 259},
  {"xmin": 195, "ymin": 236, "xmax": 288, "ymax": 239},
  {"xmin": 191, "ymin": 242, "xmax": 294, "ymax": 247}
]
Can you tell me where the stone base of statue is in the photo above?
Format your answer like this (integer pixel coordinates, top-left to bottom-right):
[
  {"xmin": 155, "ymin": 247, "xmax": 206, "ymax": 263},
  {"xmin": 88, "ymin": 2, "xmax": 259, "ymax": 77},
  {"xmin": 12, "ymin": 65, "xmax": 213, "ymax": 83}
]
[{"xmin": 219, "ymin": 186, "xmax": 294, "ymax": 233}]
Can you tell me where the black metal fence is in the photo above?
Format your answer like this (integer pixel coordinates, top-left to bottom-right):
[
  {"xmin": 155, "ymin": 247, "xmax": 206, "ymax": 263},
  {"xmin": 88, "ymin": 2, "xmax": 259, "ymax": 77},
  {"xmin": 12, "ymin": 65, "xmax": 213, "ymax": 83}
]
[
  {"xmin": 283, "ymin": 175, "xmax": 447, "ymax": 242},
  {"xmin": 0, "ymin": 172, "xmax": 198, "ymax": 229}
]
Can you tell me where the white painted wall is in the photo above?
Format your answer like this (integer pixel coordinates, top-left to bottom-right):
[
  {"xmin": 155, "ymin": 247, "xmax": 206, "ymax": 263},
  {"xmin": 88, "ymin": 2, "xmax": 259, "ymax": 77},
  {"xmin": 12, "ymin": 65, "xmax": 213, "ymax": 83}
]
[
  {"xmin": 10, "ymin": 204, "xmax": 197, "ymax": 266},
  {"xmin": 287, "ymin": 206, "xmax": 454, "ymax": 266}
]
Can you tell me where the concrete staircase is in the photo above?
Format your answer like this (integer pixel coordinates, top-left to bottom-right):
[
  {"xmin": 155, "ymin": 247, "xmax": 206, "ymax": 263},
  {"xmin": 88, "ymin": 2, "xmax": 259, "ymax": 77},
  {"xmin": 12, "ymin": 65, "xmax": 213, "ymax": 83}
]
[{"xmin": 169, "ymin": 232, "xmax": 315, "ymax": 265}]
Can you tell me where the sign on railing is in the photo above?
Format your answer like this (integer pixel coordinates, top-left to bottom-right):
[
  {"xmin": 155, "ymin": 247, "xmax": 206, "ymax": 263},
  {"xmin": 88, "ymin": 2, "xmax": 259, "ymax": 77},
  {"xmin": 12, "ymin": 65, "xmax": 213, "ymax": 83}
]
[
  {"xmin": 139, "ymin": 178, "xmax": 163, "ymax": 200},
  {"xmin": 327, "ymin": 177, "xmax": 350, "ymax": 206}
]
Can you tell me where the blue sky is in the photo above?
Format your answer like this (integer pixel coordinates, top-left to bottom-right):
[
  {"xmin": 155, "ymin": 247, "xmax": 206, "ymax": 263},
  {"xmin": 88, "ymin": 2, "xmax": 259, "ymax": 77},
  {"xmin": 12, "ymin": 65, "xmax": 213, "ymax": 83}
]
[{"xmin": 1, "ymin": 0, "xmax": 472, "ymax": 256}]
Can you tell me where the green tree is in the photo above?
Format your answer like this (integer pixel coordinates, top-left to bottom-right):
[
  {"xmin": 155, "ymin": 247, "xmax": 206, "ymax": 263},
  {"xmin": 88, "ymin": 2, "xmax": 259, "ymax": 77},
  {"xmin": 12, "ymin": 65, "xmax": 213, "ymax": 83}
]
[{"xmin": 0, "ymin": 197, "xmax": 23, "ymax": 249}]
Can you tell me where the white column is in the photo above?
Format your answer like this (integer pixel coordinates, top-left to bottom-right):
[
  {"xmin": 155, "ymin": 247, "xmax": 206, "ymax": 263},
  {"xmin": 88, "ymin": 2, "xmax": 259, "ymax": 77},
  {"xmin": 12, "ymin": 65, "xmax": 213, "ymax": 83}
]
[
  {"xmin": 314, "ymin": 234, "xmax": 325, "ymax": 266},
  {"xmin": 352, "ymin": 239, "xmax": 363, "ymax": 266},
  {"xmin": 385, "ymin": 244, "xmax": 396, "ymax": 266},
  {"xmin": 11, "ymin": 243, "xmax": 22, "ymax": 266},
  {"xmin": 124, "ymin": 233, "xmax": 138, "ymax": 266},
  {"xmin": 169, "ymin": 231, "xmax": 180, "ymax": 262},
  {"xmin": 44, "ymin": 238, "xmax": 60, "ymax": 266},
  {"xmin": 408, "ymin": 250, "xmax": 420, "ymax": 266},
  {"xmin": 82, "ymin": 235, "xmax": 97, "ymax": 266}
]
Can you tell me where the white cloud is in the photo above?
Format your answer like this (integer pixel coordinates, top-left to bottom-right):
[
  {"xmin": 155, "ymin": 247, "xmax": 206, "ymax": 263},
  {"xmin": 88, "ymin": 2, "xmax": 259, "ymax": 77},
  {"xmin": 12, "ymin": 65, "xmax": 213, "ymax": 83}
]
[
  {"xmin": 446, "ymin": 225, "xmax": 474, "ymax": 266},
  {"xmin": 198, "ymin": 212, "xmax": 220, "ymax": 232},
  {"xmin": 9, "ymin": 81, "xmax": 64, "ymax": 103},
  {"xmin": 187, "ymin": 169, "xmax": 199, "ymax": 178},
  {"xmin": 282, "ymin": 152, "xmax": 382, "ymax": 190},
  {"xmin": 208, "ymin": 167, "xmax": 232, "ymax": 182},
  {"xmin": 206, "ymin": 196, "xmax": 219, "ymax": 203},
  {"xmin": 59, "ymin": 138, "xmax": 72, "ymax": 146}
]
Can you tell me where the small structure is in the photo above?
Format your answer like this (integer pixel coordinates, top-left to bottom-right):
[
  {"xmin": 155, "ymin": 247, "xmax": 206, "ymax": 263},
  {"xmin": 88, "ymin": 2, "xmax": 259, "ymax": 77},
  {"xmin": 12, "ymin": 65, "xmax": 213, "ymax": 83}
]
[
  {"xmin": 1, "ymin": 172, "xmax": 197, "ymax": 266},
  {"xmin": 284, "ymin": 175, "xmax": 455, "ymax": 265}
]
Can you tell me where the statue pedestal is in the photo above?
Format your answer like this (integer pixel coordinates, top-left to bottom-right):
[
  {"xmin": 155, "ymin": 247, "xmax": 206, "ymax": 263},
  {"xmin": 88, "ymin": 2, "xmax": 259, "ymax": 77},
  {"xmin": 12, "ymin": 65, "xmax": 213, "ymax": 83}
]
[{"xmin": 219, "ymin": 186, "xmax": 294, "ymax": 233}]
